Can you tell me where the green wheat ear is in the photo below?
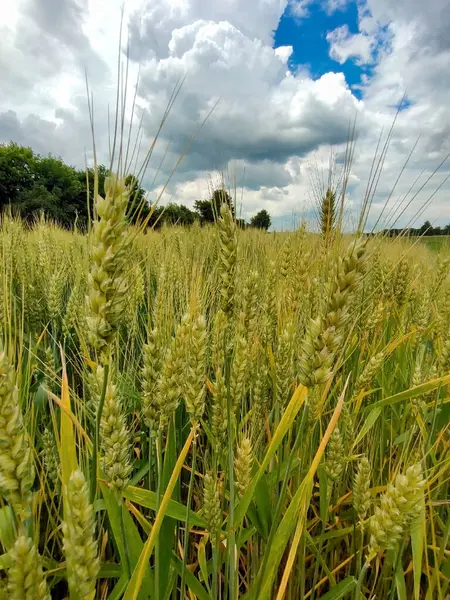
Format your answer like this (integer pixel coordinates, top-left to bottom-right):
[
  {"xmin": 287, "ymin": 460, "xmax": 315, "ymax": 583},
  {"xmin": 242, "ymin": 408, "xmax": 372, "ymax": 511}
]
[
  {"xmin": 319, "ymin": 187, "xmax": 337, "ymax": 246},
  {"xmin": 40, "ymin": 427, "xmax": 60, "ymax": 493},
  {"xmin": 7, "ymin": 535, "xmax": 50, "ymax": 600},
  {"xmin": 141, "ymin": 327, "xmax": 162, "ymax": 434},
  {"xmin": 85, "ymin": 174, "xmax": 131, "ymax": 361},
  {"xmin": 353, "ymin": 455, "xmax": 371, "ymax": 526},
  {"xmin": 157, "ymin": 314, "xmax": 192, "ymax": 430},
  {"xmin": 0, "ymin": 349, "xmax": 35, "ymax": 520},
  {"xmin": 218, "ymin": 202, "xmax": 237, "ymax": 316},
  {"xmin": 325, "ymin": 426, "xmax": 346, "ymax": 482},
  {"xmin": 99, "ymin": 367, "xmax": 133, "ymax": 492},
  {"xmin": 368, "ymin": 463, "xmax": 425, "ymax": 558},
  {"xmin": 234, "ymin": 437, "xmax": 253, "ymax": 497},
  {"xmin": 203, "ymin": 472, "xmax": 222, "ymax": 547},
  {"xmin": 183, "ymin": 314, "xmax": 207, "ymax": 422},
  {"xmin": 62, "ymin": 469, "xmax": 100, "ymax": 599}
]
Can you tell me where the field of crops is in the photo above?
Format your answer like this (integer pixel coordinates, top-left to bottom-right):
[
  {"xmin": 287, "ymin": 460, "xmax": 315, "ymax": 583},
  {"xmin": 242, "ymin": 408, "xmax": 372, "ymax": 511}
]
[
  {"xmin": 420, "ymin": 237, "xmax": 450, "ymax": 252},
  {"xmin": 0, "ymin": 175, "xmax": 449, "ymax": 599}
]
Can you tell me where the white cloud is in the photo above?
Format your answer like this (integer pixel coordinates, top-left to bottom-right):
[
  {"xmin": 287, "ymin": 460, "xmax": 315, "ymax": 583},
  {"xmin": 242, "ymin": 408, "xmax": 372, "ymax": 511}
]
[
  {"xmin": 128, "ymin": 0, "xmax": 288, "ymax": 59},
  {"xmin": 0, "ymin": 0, "xmax": 450, "ymax": 229},
  {"xmin": 324, "ymin": 0, "xmax": 351, "ymax": 15},
  {"xmin": 274, "ymin": 45, "xmax": 294, "ymax": 64},
  {"xmin": 327, "ymin": 24, "xmax": 374, "ymax": 65},
  {"xmin": 133, "ymin": 20, "xmax": 363, "ymax": 169},
  {"xmin": 287, "ymin": 0, "xmax": 314, "ymax": 19}
]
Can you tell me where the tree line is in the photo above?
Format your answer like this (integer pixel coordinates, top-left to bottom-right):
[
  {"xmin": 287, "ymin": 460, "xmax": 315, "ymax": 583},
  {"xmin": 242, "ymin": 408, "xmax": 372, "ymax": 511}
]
[
  {"xmin": 0, "ymin": 142, "xmax": 271, "ymax": 230},
  {"xmin": 381, "ymin": 221, "xmax": 450, "ymax": 237}
]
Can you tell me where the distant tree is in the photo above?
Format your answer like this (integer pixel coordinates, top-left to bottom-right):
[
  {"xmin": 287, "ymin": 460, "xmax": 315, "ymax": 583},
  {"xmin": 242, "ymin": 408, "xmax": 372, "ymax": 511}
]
[
  {"xmin": 162, "ymin": 203, "xmax": 197, "ymax": 226},
  {"xmin": 15, "ymin": 184, "xmax": 64, "ymax": 223},
  {"xmin": 0, "ymin": 144, "xmax": 89, "ymax": 227},
  {"xmin": 0, "ymin": 143, "xmax": 37, "ymax": 209},
  {"xmin": 0, "ymin": 143, "xmax": 155, "ymax": 229},
  {"xmin": 444, "ymin": 224, "xmax": 450, "ymax": 235},
  {"xmin": 194, "ymin": 199, "xmax": 215, "ymax": 223},
  {"xmin": 250, "ymin": 209, "xmax": 271, "ymax": 231},
  {"xmin": 178, "ymin": 204, "xmax": 197, "ymax": 225},
  {"xmin": 420, "ymin": 220, "xmax": 432, "ymax": 236},
  {"xmin": 0, "ymin": 143, "xmax": 279, "ymax": 233},
  {"xmin": 124, "ymin": 174, "xmax": 151, "ymax": 226},
  {"xmin": 33, "ymin": 155, "xmax": 84, "ymax": 227},
  {"xmin": 194, "ymin": 188, "xmax": 234, "ymax": 224},
  {"xmin": 145, "ymin": 203, "xmax": 164, "ymax": 229},
  {"xmin": 211, "ymin": 189, "xmax": 234, "ymax": 215}
]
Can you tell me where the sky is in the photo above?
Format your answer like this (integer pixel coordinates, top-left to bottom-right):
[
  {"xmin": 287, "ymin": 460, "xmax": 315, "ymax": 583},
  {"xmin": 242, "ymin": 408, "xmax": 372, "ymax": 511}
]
[{"xmin": 1, "ymin": 0, "xmax": 450, "ymax": 230}]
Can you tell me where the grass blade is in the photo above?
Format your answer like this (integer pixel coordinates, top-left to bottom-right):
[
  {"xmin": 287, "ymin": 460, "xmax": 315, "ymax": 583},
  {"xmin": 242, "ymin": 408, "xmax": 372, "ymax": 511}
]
[
  {"xmin": 317, "ymin": 576, "xmax": 357, "ymax": 599},
  {"xmin": 123, "ymin": 426, "xmax": 196, "ymax": 600},
  {"xmin": 122, "ymin": 486, "xmax": 206, "ymax": 527},
  {"xmin": 234, "ymin": 384, "xmax": 307, "ymax": 527}
]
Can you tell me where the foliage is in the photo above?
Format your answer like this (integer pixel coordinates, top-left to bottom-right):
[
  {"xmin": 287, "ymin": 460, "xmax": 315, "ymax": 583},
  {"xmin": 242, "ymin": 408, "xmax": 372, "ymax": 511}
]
[
  {"xmin": 384, "ymin": 220, "xmax": 450, "ymax": 237},
  {"xmin": 250, "ymin": 209, "xmax": 271, "ymax": 230},
  {"xmin": 0, "ymin": 143, "xmax": 147, "ymax": 229},
  {"xmin": 161, "ymin": 203, "xmax": 197, "ymax": 225},
  {"xmin": 194, "ymin": 188, "xmax": 234, "ymax": 224},
  {"xmin": 0, "ymin": 144, "xmax": 274, "ymax": 232}
]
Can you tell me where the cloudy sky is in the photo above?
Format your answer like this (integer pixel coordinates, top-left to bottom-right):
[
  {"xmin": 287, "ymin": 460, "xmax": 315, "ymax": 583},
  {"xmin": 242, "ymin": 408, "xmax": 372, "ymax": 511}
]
[{"xmin": 1, "ymin": 0, "xmax": 450, "ymax": 230}]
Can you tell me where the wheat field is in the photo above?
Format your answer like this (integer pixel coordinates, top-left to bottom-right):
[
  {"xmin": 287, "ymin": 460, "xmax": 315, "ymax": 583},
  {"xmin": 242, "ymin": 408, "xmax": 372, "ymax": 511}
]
[{"xmin": 0, "ymin": 178, "xmax": 449, "ymax": 599}]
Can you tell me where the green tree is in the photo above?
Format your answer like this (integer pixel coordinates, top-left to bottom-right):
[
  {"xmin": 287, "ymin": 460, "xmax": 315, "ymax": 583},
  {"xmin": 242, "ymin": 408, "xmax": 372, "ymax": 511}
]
[
  {"xmin": 0, "ymin": 143, "xmax": 154, "ymax": 229},
  {"xmin": 194, "ymin": 199, "xmax": 214, "ymax": 223},
  {"xmin": 211, "ymin": 189, "xmax": 233, "ymax": 215},
  {"xmin": 194, "ymin": 188, "xmax": 234, "ymax": 224},
  {"xmin": 33, "ymin": 155, "xmax": 84, "ymax": 227},
  {"xmin": 0, "ymin": 143, "xmax": 37, "ymax": 210},
  {"xmin": 161, "ymin": 203, "xmax": 197, "ymax": 225},
  {"xmin": 124, "ymin": 174, "xmax": 151, "ymax": 226},
  {"xmin": 0, "ymin": 143, "xmax": 278, "ymax": 232},
  {"xmin": 0, "ymin": 143, "xmax": 87, "ymax": 227},
  {"xmin": 14, "ymin": 184, "xmax": 63, "ymax": 223},
  {"xmin": 419, "ymin": 221, "xmax": 432, "ymax": 236},
  {"xmin": 250, "ymin": 209, "xmax": 271, "ymax": 231}
]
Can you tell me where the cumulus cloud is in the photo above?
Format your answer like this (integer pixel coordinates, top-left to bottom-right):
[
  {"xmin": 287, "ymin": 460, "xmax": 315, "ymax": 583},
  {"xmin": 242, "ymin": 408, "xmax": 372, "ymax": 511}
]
[
  {"xmin": 321, "ymin": 0, "xmax": 450, "ymax": 228},
  {"xmin": 274, "ymin": 45, "xmax": 294, "ymax": 64},
  {"xmin": 364, "ymin": 0, "xmax": 449, "ymax": 52},
  {"xmin": 0, "ymin": 0, "xmax": 109, "ymax": 108},
  {"xmin": 1, "ymin": 0, "xmax": 450, "ymax": 228},
  {"xmin": 127, "ymin": 0, "xmax": 289, "ymax": 60},
  {"xmin": 327, "ymin": 24, "xmax": 375, "ymax": 64},
  {"xmin": 135, "ymin": 20, "xmax": 363, "ymax": 174},
  {"xmin": 352, "ymin": 0, "xmax": 450, "ymax": 175}
]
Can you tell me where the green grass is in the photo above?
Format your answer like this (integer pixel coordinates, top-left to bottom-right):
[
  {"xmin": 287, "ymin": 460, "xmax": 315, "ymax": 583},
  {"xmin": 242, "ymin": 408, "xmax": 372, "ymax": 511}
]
[{"xmin": 420, "ymin": 235, "xmax": 450, "ymax": 251}]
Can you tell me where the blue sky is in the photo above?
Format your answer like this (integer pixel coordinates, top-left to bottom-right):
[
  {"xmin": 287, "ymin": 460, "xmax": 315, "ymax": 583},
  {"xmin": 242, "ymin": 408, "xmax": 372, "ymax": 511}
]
[{"xmin": 274, "ymin": 1, "xmax": 367, "ymax": 98}]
